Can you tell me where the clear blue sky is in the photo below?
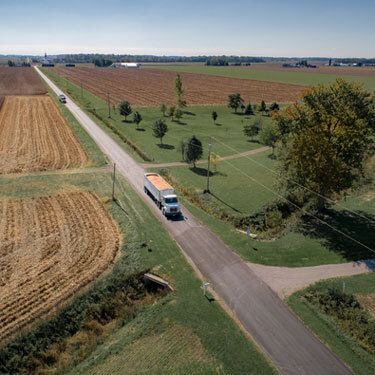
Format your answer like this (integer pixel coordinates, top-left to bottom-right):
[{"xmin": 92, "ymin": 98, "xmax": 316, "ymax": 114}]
[{"xmin": 0, "ymin": 0, "xmax": 374, "ymax": 57}]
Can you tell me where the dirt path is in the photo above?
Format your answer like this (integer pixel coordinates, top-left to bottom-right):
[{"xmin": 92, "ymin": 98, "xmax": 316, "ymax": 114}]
[
  {"xmin": 142, "ymin": 146, "xmax": 270, "ymax": 169},
  {"xmin": 247, "ymin": 260, "xmax": 375, "ymax": 298}
]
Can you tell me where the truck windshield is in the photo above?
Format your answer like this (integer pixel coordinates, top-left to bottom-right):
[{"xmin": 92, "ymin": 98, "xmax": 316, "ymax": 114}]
[{"xmin": 165, "ymin": 197, "xmax": 178, "ymax": 204}]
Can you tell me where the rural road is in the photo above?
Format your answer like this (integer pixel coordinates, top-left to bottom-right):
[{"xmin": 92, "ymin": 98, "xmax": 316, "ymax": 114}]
[{"xmin": 36, "ymin": 67, "xmax": 351, "ymax": 375}]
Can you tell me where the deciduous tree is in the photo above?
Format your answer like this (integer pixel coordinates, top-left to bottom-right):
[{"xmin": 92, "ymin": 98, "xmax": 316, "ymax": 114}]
[
  {"xmin": 133, "ymin": 111, "xmax": 142, "ymax": 129},
  {"xmin": 212, "ymin": 111, "xmax": 218, "ymax": 124},
  {"xmin": 274, "ymin": 79, "xmax": 375, "ymax": 207},
  {"xmin": 119, "ymin": 101, "xmax": 132, "ymax": 122},
  {"xmin": 152, "ymin": 119, "xmax": 168, "ymax": 144},
  {"xmin": 175, "ymin": 74, "xmax": 187, "ymax": 108},
  {"xmin": 228, "ymin": 93, "xmax": 244, "ymax": 113},
  {"xmin": 184, "ymin": 136, "xmax": 203, "ymax": 168}
]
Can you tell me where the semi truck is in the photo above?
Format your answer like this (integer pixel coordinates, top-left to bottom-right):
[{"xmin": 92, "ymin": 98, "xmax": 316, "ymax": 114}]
[{"xmin": 144, "ymin": 173, "xmax": 181, "ymax": 217}]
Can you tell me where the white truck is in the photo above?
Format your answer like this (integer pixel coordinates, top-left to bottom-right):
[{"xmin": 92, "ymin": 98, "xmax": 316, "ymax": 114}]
[{"xmin": 144, "ymin": 173, "xmax": 181, "ymax": 217}]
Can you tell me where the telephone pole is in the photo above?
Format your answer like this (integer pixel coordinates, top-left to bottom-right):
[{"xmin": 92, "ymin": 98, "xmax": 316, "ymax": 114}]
[
  {"xmin": 107, "ymin": 93, "xmax": 111, "ymax": 118},
  {"xmin": 205, "ymin": 143, "xmax": 212, "ymax": 193},
  {"xmin": 112, "ymin": 163, "xmax": 116, "ymax": 201}
]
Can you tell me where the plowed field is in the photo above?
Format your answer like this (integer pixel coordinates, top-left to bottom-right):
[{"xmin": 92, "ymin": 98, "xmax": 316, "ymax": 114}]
[
  {"xmin": 0, "ymin": 67, "xmax": 47, "ymax": 95},
  {"xmin": 0, "ymin": 190, "xmax": 120, "ymax": 342},
  {"xmin": 51, "ymin": 66, "xmax": 304, "ymax": 106},
  {"xmin": 0, "ymin": 95, "xmax": 87, "ymax": 174}
]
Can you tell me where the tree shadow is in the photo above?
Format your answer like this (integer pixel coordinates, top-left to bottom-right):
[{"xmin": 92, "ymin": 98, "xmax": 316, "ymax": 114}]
[
  {"xmin": 190, "ymin": 166, "xmax": 227, "ymax": 177},
  {"xmin": 175, "ymin": 120, "xmax": 187, "ymax": 125},
  {"xmin": 298, "ymin": 209, "xmax": 375, "ymax": 263},
  {"xmin": 215, "ymin": 123, "xmax": 222, "ymax": 126},
  {"xmin": 184, "ymin": 111, "xmax": 196, "ymax": 116},
  {"xmin": 136, "ymin": 128, "xmax": 146, "ymax": 132},
  {"xmin": 247, "ymin": 139, "xmax": 260, "ymax": 144},
  {"xmin": 157, "ymin": 144, "xmax": 175, "ymax": 150},
  {"xmin": 210, "ymin": 192, "xmax": 242, "ymax": 213},
  {"xmin": 267, "ymin": 153, "xmax": 276, "ymax": 160}
]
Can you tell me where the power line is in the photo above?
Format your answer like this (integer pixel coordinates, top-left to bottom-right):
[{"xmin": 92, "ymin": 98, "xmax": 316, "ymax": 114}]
[
  {"xmin": 219, "ymin": 157, "xmax": 375, "ymax": 255},
  {"xmin": 212, "ymin": 137, "xmax": 375, "ymax": 225}
]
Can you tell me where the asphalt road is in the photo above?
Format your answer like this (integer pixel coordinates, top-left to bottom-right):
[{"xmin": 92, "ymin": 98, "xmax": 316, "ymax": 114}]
[{"xmin": 36, "ymin": 67, "xmax": 351, "ymax": 375}]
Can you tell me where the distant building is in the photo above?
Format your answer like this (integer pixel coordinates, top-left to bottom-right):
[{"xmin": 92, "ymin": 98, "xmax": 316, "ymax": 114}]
[{"xmin": 111, "ymin": 62, "xmax": 140, "ymax": 68}]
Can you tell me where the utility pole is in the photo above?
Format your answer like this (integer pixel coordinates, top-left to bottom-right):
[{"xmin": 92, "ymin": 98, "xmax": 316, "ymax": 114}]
[
  {"xmin": 205, "ymin": 143, "xmax": 212, "ymax": 193},
  {"xmin": 112, "ymin": 163, "xmax": 116, "ymax": 201},
  {"xmin": 107, "ymin": 93, "xmax": 111, "ymax": 118}
]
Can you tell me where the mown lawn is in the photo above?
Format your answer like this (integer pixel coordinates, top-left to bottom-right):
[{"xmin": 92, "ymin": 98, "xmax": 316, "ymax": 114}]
[
  {"xmin": 287, "ymin": 273, "xmax": 375, "ymax": 375},
  {"xmin": 145, "ymin": 64, "xmax": 375, "ymax": 91},
  {"xmin": 42, "ymin": 68, "xmax": 273, "ymax": 163}
]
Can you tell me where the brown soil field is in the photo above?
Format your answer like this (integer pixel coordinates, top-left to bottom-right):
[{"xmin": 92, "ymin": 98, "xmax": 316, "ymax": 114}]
[
  {"xmin": 0, "ymin": 190, "xmax": 120, "ymax": 342},
  {"xmin": 51, "ymin": 66, "xmax": 304, "ymax": 107},
  {"xmin": 0, "ymin": 95, "xmax": 88, "ymax": 174},
  {"xmin": 245, "ymin": 62, "xmax": 375, "ymax": 77},
  {"xmin": 0, "ymin": 67, "xmax": 47, "ymax": 95}
]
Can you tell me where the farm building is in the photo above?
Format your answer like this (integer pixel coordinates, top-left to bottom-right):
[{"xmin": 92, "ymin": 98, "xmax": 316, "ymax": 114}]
[{"xmin": 111, "ymin": 62, "xmax": 140, "ymax": 68}]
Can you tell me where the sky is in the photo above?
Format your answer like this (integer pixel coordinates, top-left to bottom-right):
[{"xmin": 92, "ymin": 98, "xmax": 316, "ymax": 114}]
[{"xmin": 0, "ymin": 0, "xmax": 374, "ymax": 57}]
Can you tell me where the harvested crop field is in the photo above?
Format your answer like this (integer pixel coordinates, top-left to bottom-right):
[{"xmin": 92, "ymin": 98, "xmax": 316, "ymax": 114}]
[
  {"xmin": 50, "ymin": 66, "xmax": 304, "ymax": 106},
  {"xmin": 0, "ymin": 95, "xmax": 87, "ymax": 174},
  {"xmin": 0, "ymin": 190, "xmax": 120, "ymax": 342},
  {"xmin": 0, "ymin": 67, "xmax": 47, "ymax": 95}
]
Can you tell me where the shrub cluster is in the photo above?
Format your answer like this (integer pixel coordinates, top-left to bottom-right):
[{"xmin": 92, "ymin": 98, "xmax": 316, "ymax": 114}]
[
  {"xmin": 304, "ymin": 287, "xmax": 375, "ymax": 355},
  {"xmin": 0, "ymin": 271, "xmax": 154, "ymax": 374}
]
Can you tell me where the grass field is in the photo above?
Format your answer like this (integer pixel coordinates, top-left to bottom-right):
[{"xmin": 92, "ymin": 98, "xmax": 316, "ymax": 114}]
[
  {"xmin": 162, "ymin": 159, "xmax": 375, "ymax": 267},
  {"xmin": 287, "ymin": 273, "xmax": 375, "ymax": 375},
  {"xmin": 42, "ymin": 68, "xmax": 273, "ymax": 163},
  {"xmin": 146, "ymin": 64, "xmax": 375, "ymax": 92}
]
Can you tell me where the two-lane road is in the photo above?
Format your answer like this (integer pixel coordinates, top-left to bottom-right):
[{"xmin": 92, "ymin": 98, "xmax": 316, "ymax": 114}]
[{"xmin": 36, "ymin": 67, "xmax": 351, "ymax": 375}]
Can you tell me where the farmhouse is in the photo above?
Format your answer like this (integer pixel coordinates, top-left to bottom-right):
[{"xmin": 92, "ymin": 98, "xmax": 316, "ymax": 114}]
[{"xmin": 111, "ymin": 62, "xmax": 140, "ymax": 68}]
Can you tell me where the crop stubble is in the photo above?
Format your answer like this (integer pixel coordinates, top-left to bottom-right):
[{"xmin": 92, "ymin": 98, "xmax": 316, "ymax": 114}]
[
  {"xmin": 0, "ymin": 190, "xmax": 120, "ymax": 342},
  {"xmin": 0, "ymin": 67, "xmax": 47, "ymax": 95},
  {"xmin": 51, "ymin": 66, "xmax": 304, "ymax": 106},
  {"xmin": 0, "ymin": 95, "xmax": 87, "ymax": 174}
]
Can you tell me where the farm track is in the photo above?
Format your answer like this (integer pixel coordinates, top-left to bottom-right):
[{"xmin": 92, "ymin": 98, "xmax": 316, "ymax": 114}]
[
  {"xmin": 51, "ymin": 66, "xmax": 304, "ymax": 106},
  {"xmin": 0, "ymin": 95, "xmax": 88, "ymax": 174},
  {"xmin": 0, "ymin": 67, "xmax": 47, "ymax": 95},
  {"xmin": 0, "ymin": 190, "xmax": 120, "ymax": 343}
]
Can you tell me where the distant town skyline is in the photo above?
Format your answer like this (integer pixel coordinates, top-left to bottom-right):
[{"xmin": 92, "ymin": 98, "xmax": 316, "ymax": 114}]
[{"xmin": 1, "ymin": 0, "xmax": 374, "ymax": 58}]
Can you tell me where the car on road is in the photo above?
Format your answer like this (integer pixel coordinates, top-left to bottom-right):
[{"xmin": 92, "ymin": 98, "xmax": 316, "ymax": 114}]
[{"xmin": 59, "ymin": 94, "xmax": 66, "ymax": 104}]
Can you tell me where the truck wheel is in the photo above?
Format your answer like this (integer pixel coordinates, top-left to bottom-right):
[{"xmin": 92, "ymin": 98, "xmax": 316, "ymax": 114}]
[
  {"xmin": 144, "ymin": 187, "xmax": 147, "ymax": 194},
  {"xmin": 162, "ymin": 207, "xmax": 166, "ymax": 216}
]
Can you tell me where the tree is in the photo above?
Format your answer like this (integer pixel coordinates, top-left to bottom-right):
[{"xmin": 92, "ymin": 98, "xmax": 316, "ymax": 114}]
[
  {"xmin": 175, "ymin": 74, "xmax": 187, "ymax": 108},
  {"xmin": 228, "ymin": 93, "xmax": 244, "ymax": 113},
  {"xmin": 259, "ymin": 100, "xmax": 267, "ymax": 115},
  {"xmin": 243, "ymin": 122, "xmax": 260, "ymax": 141},
  {"xmin": 244, "ymin": 103, "xmax": 254, "ymax": 115},
  {"xmin": 274, "ymin": 79, "xmax": 375, "ymax": 207},
  {"xmin": 7, "ymin": 60, "xmax": 15, "ymax": 67},
  {"xmin": 259, "ymin": 123, "xmax": 278, "ymax": 154},
  {"xmin": 152, "ymin": 119, "xmax": 168, "ymax": 144},
  {"xmin": 269, "ymin": 102, "xmax": 280, "ymax": 112},
  {"xmin": 175, "ymin": 108, "xmax": 183, "ymax": 122},
  {"xmin": 168, "ymin": 106, "xmax": 175, "ymax": 121},
  {"xmin": 119, "ymin": 101, "xmax": 132, "ymax": 122},
  {"xmin": 133, "ymin": 111, "xmax": 142, "ymax": 129},
  {"xmin": 160, "ymin": 104, "xmax": 167, "ymax": 117},
  {"xmin": 212, "ymin": 111, "xmax": 218, "ymax": 124},
  {"xmin": 184, "ymin": 136, "xmax": 203, "ymax": 168}
]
